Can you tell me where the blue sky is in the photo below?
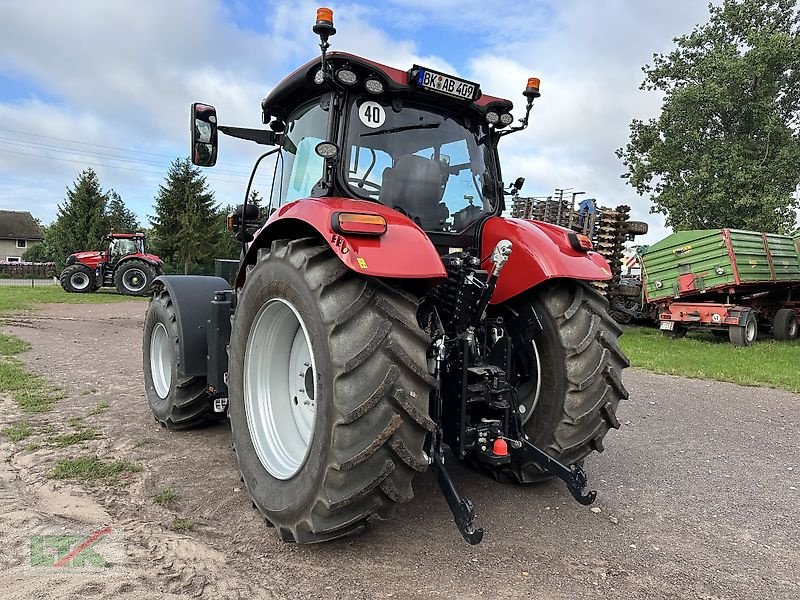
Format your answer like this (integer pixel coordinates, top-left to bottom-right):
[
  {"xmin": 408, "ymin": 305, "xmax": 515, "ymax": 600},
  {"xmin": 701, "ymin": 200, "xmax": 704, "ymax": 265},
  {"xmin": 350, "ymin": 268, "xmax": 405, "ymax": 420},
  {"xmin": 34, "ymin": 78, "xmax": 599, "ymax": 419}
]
[{"xmin": 0, "ymin": 0, "xmax": 717, "ymax": 243}]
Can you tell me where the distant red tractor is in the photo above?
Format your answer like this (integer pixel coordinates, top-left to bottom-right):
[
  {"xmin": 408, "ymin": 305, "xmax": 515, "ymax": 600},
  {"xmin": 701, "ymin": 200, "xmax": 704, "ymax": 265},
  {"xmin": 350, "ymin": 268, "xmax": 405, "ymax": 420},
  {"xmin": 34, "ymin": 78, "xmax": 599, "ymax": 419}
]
[{"xmin": 59, "ymin": 233, "xmax": 163, "ymax": 296}]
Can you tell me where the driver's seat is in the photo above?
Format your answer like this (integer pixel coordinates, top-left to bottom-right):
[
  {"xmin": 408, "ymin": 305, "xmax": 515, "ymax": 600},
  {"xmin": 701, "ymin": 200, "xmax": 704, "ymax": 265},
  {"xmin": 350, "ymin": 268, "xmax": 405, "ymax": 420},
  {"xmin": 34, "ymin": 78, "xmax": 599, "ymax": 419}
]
[{"xmin": 379, "ymin": 155, "xmax": 448, "ymax": 230}]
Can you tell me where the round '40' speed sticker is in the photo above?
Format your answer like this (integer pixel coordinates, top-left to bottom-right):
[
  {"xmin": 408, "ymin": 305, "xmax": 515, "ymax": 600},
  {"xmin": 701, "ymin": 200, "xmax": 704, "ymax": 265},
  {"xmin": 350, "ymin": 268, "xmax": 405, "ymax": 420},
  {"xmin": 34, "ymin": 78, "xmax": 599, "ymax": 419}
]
[{"xmin": 358, "ymin": 101, "xmax": 385, "ymax": 128}]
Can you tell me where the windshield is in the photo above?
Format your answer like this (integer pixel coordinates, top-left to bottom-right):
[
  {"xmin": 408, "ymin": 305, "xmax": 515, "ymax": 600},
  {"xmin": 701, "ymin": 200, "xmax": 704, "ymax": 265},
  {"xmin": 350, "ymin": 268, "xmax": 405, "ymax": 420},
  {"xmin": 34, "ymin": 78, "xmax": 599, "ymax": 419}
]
[
  {"xmin": 110, "ymin": 238, "xmax": 142, "ymax": 258},
  {"xmin": 344, "ymin": 98, "xmax": 493, "ymax": 232}
]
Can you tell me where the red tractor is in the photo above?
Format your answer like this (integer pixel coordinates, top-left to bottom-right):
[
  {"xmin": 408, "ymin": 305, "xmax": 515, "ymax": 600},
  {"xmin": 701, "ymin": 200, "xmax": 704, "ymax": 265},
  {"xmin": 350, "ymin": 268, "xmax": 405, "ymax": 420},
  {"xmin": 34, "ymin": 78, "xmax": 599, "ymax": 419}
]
[
  {"xmin": 60, "ymin": 232, "xmax": 163, "ymax": 296},
  {"xmin": 142, "ymin": 8, "xmax": 629, "ymax": 545}
]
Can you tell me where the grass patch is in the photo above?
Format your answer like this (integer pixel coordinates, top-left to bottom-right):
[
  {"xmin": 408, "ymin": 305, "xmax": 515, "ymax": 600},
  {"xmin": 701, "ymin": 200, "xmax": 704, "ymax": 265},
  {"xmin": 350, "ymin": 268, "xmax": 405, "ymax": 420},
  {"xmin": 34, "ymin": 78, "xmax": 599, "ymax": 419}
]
[
  {"xmin": 48, "ymin": 427, "xmax": 98, "ymax": 447},
  {"xmin": 0, "ymin": 286, "xmax": 142, "ymax": 315},
  {"xmin": 0, "ymin": 332, "xmax": 29, "ymax": 356},
  {"xmin": 67, "ymin": 416, "xmax": 83, "ymax": 428},
  {"xmin": 153, "ymin": 486, "xmax": 180, "ymax": 506},
  {"xmin": 51, "ymin": 456, "xmax": 142, "ymax": 481},
  {"xmin": 88, "ymin": 401, "xmax": 109, "ymax": 415},
  {"xmin": 133, "ymin": 436, "xmax": 154, "ymax": 448},
  {"xmin": 2, "ymin": 421, "xmax": 32, "ymax": 442},
  {"xmin": 24, "ymin": 442, "xmax": 40, "ymax": 452},
  {"xmin": 171, "ymin": 518, "xmax": 194, "ymax": 532},
  {"xmin": 0, "ymin": 358, "xmax": 66, "ymax": 412},
  {"xmin": 620, "ymin": 326, "xmax": 800, "ymax": 392}
]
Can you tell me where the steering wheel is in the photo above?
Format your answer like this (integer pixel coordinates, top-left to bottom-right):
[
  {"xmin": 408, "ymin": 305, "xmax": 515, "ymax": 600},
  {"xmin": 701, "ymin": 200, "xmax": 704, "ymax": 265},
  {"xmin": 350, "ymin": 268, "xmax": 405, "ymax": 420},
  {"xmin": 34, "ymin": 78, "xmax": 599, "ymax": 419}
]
[{"xmin": 347, "ymin": 177, "xmax": 382, "ymax": 197}]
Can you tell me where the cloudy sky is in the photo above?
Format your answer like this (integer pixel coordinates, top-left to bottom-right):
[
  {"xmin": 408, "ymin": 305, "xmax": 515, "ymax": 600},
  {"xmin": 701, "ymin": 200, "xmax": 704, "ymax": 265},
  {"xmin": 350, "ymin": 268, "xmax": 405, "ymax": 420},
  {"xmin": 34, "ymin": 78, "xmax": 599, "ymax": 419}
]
[{"xmin": 0, "ymin": 0, "xmax": 716, "ymax": 243}]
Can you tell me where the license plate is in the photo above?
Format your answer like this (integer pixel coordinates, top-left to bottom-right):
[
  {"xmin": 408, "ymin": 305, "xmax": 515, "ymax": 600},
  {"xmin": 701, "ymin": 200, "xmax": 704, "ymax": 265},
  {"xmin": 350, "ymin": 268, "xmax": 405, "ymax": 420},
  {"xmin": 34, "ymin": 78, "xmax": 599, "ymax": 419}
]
[
  {"xmin": 660, "ymin": 321, "xmax": 675, "ymax": 331},
  {"xmin": 413, "ymin": 66, "xmax": 479, "ymax": 101}
]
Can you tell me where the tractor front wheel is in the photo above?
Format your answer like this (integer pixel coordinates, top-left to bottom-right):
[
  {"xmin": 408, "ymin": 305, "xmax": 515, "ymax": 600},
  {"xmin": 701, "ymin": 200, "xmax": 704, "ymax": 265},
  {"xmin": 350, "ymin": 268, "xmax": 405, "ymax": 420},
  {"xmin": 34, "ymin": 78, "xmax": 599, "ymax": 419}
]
[
  {"xmin": 228, "ymin": 238, "xmax": 435, "ymax": 543},
  {"xmin": 59, "ymin": 264, "xmax": 95, "ymax": 293},
  {"xmin": 503, "ymin": 281, "xmax": 629, "ymax": 482},
  {"xmin": 142, "ymin": 287, "xmax": 218, "ymax": 428},
  {"xmin": 115, "ymin": 260, "xmax": 157, "ymax": 296}
]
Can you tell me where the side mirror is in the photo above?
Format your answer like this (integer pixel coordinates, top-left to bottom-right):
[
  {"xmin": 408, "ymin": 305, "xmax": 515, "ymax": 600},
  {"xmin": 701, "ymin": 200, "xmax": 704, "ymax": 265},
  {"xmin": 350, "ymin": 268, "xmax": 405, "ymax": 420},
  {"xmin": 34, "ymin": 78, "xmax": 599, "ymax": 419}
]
[
  {"xmin": 191, "ymin": 103, "xmax": 218, "ymax": 167},
  {"xmin": 513, "ymin": 177, "xmax": 525, "ymax": 192}
]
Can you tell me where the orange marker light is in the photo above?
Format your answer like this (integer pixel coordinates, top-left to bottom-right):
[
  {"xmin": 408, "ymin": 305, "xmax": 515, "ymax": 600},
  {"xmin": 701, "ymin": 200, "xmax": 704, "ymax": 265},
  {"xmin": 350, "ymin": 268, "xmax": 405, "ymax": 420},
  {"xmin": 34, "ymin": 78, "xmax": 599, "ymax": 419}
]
[
  {"xmin": 316, "ymin": 7, "xmax": 334, "ymax": 25},
  {"xmin": 527, "ymin": 77, "xmax": 541, "ymax": 89},
  {"xmin": 492, "ymin": 438, "xmax": 509, "ymax": 457},
  {"xmin": 335, "ymin": 212, "xmax": 387, "ymax": 236}
]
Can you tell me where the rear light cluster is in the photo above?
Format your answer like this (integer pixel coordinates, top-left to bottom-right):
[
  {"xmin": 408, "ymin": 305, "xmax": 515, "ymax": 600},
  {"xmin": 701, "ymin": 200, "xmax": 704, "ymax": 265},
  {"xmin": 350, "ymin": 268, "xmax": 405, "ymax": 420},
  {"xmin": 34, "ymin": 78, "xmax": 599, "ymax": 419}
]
[{"xmin": 332, "ymin": 212, "xmax": 387, "ymax": 236}]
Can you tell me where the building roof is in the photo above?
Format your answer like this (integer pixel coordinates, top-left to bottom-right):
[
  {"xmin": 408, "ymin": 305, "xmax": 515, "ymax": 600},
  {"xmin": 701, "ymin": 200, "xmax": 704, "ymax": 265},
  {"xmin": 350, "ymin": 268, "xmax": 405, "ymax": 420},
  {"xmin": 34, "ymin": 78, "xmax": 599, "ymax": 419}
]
[{"xmin": 0, "ymin": 210, "xmax": 43, "ymax": 240}]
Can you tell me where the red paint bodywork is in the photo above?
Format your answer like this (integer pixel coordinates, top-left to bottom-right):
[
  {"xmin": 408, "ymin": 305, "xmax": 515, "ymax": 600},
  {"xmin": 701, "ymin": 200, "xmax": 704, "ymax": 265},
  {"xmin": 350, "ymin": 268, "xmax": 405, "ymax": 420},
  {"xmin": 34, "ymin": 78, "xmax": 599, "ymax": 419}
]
[
  {"xmin": 242, "ymin": 197, "xmax": 447, "ymax": 284},
  {"xmin": 244, "ymin": 199, "xmax": 613, "ymax": 305},
  {"xmin": 72, "ymin": 251, "xmax": 162, "ymax": 269},
  {"xmin": 481, "ymin": 218, "xmax": 613, "ymax": 305}
]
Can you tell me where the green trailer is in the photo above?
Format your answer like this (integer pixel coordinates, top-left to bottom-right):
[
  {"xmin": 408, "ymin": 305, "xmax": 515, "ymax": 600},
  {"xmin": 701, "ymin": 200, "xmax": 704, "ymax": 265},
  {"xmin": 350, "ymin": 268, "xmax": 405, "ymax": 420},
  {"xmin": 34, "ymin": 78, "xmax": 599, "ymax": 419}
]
[{"xmin": 641, "ymin": 228, "xmax": 800, "ymax": 345}]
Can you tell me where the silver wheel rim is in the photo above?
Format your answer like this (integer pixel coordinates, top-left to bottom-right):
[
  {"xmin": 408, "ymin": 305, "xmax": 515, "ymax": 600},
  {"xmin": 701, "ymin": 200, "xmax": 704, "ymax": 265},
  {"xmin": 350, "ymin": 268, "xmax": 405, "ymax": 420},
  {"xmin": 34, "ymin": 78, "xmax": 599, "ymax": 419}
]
[
  {"xmin": 70, "ymin": 272, "xmax": 90, "ymax": 290},
  {"xmin": 746, "ymin": 319, "xmax": 756, "ymax": 343},
  {"xmin": 123, "ymin": 268, "xmax": 147, "ymax": 292},
  {"xmin": 244, "ymin": 298, "xmax": 317, "ymax": 480},
  {"xmin": 150, "ymin": 323, "xmax": 172, "ymax": 398},
  {"xmin": 788, "ymin": 318, "xmax": 798, "ymax": 338},
  {"xmin": 520, "ymin": 339, "xmax": 542, "ymax": 424}
]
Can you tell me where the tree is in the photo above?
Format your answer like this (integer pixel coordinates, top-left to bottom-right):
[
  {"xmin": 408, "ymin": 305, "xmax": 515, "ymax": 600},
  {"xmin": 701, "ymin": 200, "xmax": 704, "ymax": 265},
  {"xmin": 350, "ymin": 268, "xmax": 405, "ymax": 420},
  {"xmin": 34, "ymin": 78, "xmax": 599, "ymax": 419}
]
[
  {"xmin": 48, "ymin": 169, "xmax": 109, "ymax": 265},
  {"xmin": 150, "ymin": 158, "xmax": 221, "ymax": 274},
  {"xmin": 617, "ymin": 0, "xmax": 800, "ymax": 233},
  {"xmin": 106, "ymin": 190, "xmax": 139, "ymax": 232}
]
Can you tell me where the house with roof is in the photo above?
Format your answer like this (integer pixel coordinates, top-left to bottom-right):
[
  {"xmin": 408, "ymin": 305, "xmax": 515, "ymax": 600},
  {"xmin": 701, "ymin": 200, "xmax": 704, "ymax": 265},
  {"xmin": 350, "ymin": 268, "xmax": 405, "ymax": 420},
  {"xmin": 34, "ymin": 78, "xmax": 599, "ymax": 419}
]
[{"xmin": 0, "ymin": 210, "xmax": 44, "ymax": 262}]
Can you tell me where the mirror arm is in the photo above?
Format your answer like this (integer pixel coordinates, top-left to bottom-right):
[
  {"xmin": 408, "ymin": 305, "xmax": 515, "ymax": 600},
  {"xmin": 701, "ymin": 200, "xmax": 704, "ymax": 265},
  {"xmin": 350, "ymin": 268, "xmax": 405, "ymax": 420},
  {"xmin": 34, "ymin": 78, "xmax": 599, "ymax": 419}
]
[
  {"xmin": 497, "ymin": 98, "xmax": 535, "ymax": 138},
  {"xmin": 218, "ymin": 125, "xmax": 280, "ymax": 146}
]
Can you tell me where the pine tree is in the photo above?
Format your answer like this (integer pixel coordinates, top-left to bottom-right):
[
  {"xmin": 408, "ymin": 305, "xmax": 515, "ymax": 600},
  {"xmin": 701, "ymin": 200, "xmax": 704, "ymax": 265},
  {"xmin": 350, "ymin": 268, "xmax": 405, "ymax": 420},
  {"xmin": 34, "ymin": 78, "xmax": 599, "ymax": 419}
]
[
  {"xmin": 106, "ymin": 190, "xmax": 139, "ymax": 232},
  {"xmin": 49, "ymin": 169, "xmax": 109, "ymax": 265},
  {"xmin": 150, "ymin": 158, "xmax": 220, "ymax": 274}
]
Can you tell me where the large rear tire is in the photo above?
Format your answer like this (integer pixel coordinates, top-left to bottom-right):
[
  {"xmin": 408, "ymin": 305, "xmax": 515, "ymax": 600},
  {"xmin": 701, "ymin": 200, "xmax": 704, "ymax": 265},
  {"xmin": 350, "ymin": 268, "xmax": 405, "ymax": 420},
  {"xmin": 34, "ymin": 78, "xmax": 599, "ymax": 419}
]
[
  {"xmin": 59, "ymin": 264, "xmax": 95, "ymax": 293},
  {"xmin": 503, "ymin": 281, "xmax": 629, "ymax": 482},
  {"xmin": 228, "ymin": 238, "xmax": 435, "ymax": 543},
  {"xmin": 115, "ymin": 259, "xmax": 157, "ymax": 296},
  {"xmin": 143, "ymin": 288, "xmax": 217, "ymax": 429}
]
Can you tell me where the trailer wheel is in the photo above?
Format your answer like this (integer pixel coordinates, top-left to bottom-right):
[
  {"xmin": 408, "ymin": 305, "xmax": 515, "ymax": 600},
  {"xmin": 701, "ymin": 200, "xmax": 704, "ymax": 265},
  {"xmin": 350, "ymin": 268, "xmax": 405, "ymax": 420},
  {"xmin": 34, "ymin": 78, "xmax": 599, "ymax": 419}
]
[
  {"xmin": 729, "ymin": 313, "xmax": 757, "ymax": 346},
  {"xmin": 623, "ymin": 221, "xmax": 648, "ymax": 236},
  {"xmin": 59, "ymin": 264, "xmax": 95, "ymax": 293},
  {"xmin": 502, "ymin": 281, "xmax": 629, "ymax": 482},
  {"xmin": 143, "ymin": 288, "xmax": 217, "ymax": 428},
  {"xmin": 773, "ymin": 309, "xmax": 798, "ymax": 341},
  {"xmin": 228, "ymin": 238, "xmax": 435, "ymax": 543},
  {"xmin": 662, "ymin": 325, "xmax": 687, "ymax": 339}
]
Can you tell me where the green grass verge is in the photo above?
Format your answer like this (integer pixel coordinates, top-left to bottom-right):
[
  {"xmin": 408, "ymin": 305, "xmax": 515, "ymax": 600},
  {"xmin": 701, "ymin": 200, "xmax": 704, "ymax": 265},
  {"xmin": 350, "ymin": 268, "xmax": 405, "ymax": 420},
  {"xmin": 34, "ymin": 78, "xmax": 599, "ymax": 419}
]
[
  {"xmin": 0, "ymin": 286, "xmax": 142, "ymax": 315},
  {"xmin": 2, "ymin": 421, "xmax": 33, "ymax": 442},
  {"xmin": 620, "ymin": 326, "xmax": 800, "ymax": 392},
  {"xmin": 51, "ymin": 456, "xmax": 142, "ymax": 481}
]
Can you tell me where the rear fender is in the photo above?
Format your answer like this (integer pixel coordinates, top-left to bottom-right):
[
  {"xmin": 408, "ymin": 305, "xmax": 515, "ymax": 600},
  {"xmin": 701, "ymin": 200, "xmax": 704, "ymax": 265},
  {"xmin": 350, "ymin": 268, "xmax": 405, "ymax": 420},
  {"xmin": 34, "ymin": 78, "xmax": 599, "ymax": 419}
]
[
  {"xmin": 119, "ymin": 253, "xmax": 163, "ymax": 269},
  {"xmin": 481, "ymin": 217, "xmax": 612, "ymax": 305},
  {"xmin": 237, "ymin": 197, "xmax": 446, "ymax": 287},
  {"xmin": 152, "ymin": 276, "xmax": 231, "ymax": 377}
]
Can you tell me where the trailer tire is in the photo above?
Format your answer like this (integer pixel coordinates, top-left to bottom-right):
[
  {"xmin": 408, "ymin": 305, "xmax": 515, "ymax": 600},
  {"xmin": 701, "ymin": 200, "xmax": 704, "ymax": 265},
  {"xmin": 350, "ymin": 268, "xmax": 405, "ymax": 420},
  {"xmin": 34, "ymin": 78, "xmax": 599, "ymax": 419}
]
[
  {"xmin": 773, "ymin": 309, "xmax": 798, "ymax": 341},
  {"xmin": 59, "ymin": 264, "xmax": 95, "ymax": 293},
  {"xmin": 502, "ymin": 280, "xmax": 629, "ymax": 482},
  {"xmin": 143, "ymin": 288, "xmax": 217, "ymax": 429},
  {"xmin": 228, "ymin": 238, "xmax": 435, "ymax": 543},
  {"xmin": 663, "ymin": 325, "xmax": 687, "ymax": 339},
  {"xmin": 623, "ymin": 221, "xmax": 648, "ymax": 235},
  {"xmin": 729, "ymin": 313, "xmax": 757, "ymax": 346}
]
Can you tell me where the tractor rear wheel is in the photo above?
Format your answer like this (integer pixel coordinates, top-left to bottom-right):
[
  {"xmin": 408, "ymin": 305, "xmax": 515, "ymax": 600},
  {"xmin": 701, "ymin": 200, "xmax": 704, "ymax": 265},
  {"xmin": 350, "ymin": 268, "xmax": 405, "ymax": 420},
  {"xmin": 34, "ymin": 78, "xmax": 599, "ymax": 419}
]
[
  {"xmin": 773, "ymin": 309, "xmax": 798, "ymax": 341},
  {"xmin": 143, "ymin": 287, "xmax": 217, "ymax": 428},
  {"xmin": 503, "ymin": 281, "xmax": 629, "ymax": 482},
  {"xmin": 60, "ymin": 264, "xmax": 95, "ymax": 293},
  {"xmin": 115, "ymin": 259, "xmax": 156, "ymax": 296},
  {"xmin": 228, "ymin": 238, "xmax": 434, "ymax": 543}
]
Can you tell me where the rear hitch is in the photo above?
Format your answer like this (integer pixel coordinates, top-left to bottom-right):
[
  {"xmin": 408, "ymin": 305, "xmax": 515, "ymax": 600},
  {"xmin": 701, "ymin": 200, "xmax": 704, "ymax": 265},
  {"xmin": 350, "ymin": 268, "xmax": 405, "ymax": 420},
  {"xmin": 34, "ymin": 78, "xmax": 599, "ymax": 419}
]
[
  {"xmin": 511, "ymin": 439, "xmax": 597, "ymax": 505},
  {"xmin": 430, "ymin": 441, "xmax": 484, "ymax": 545}
]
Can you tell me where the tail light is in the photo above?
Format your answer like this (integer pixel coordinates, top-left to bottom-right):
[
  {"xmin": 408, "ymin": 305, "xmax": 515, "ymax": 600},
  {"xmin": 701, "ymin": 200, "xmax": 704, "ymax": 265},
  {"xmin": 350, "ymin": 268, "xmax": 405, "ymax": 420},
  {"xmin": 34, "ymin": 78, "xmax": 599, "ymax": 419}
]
[
  {"xmin": 332, "ymin": 212, "xmax": 387, "ymax": 236},
  {"xmin": 568, "ymin": 232, "xmax": 593, "ymax": 252}
]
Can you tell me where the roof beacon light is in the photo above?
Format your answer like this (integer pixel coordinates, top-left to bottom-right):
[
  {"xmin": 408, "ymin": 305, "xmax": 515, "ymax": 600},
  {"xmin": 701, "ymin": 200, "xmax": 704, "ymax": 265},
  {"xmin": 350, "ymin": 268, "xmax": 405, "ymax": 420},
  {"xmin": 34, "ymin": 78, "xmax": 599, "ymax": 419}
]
[
  {"xmin": 524, "ymin": 77, "xmax": 541, "ymax": 99},
  {"xmin": 313, "ymin": 7, "xmax": 335, "ymax": 36}
]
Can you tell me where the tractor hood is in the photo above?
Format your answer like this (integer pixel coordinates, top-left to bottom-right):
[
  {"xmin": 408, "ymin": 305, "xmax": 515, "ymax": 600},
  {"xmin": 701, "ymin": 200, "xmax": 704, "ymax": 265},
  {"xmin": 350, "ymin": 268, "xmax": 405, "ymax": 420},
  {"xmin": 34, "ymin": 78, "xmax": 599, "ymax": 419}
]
[{"xmin": 68, "ymin": 251, "xmax": 105, "ymax": 268}]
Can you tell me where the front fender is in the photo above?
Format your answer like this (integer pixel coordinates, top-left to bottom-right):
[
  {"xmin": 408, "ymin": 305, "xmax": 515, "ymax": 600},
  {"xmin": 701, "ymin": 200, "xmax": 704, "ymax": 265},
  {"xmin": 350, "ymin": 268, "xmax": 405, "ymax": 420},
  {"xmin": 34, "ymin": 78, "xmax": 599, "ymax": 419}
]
[
  {"xmin": 481, "ymin": 217, "xmax": 612, "ymax": 305},
  {"xmin": 239, "ymin": 197, "xmax": 446, "ymax": 287}
]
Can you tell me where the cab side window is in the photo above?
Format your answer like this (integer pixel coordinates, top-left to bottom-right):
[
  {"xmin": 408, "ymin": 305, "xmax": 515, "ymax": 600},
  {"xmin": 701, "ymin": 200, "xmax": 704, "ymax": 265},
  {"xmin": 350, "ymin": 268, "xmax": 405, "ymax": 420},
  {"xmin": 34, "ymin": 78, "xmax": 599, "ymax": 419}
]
[{"xmin": 280, "ymin": 101, "xmax": 328, "ymax": 204}]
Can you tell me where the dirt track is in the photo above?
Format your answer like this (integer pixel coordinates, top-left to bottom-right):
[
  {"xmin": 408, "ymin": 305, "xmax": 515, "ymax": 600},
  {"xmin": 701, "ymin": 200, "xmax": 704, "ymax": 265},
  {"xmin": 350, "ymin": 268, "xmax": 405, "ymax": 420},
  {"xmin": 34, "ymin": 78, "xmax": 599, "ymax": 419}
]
[{"xmin": 0, "ymin": 300, "xmax": 798, "ymax": 599}]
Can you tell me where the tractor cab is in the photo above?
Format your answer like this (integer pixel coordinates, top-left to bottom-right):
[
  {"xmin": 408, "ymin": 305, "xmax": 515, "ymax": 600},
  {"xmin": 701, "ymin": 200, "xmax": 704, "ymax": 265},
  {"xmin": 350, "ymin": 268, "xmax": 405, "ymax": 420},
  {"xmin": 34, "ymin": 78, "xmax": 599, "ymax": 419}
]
[
  {"xmin": 106, "ymin": 234, "xmax": 146, "ymax": 266},
  {"xmin": 191, "ymin": 13, "xmax": 540, "ymax": 255}
]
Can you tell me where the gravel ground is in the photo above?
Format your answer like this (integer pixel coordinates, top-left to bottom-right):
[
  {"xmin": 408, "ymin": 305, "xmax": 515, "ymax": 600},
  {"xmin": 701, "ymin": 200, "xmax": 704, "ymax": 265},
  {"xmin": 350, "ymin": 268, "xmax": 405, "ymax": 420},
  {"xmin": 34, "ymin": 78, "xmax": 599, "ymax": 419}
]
[{"xmin": 0, "ymin": 300, "xmax": 797, "ymax": 599}]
